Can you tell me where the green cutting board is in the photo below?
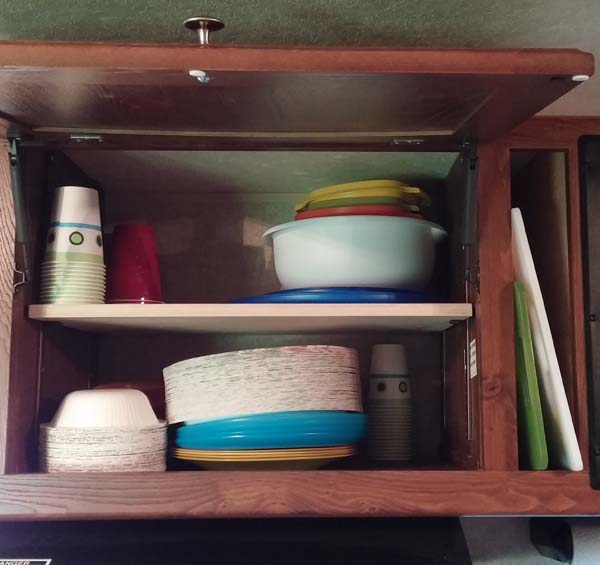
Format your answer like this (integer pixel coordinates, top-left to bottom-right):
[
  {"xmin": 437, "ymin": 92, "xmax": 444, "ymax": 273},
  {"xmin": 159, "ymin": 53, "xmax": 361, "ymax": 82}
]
[{"xmin": 514, "ymin": 281, "xmax": 549, "ymax": 470}]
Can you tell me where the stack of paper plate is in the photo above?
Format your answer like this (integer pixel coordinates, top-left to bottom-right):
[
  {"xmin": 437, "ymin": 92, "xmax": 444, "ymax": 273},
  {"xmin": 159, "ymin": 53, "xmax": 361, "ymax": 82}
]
[
  {"xmin": 39, "ymin": 389, "xmax": 166, "ymax": 473},
  {"xmin": 39, "ymin": 424, "xmax": 167, "ymax": 472},
  {"xmin": 163, "ymin": 345, "xmax": 362, "ymax": 424}
]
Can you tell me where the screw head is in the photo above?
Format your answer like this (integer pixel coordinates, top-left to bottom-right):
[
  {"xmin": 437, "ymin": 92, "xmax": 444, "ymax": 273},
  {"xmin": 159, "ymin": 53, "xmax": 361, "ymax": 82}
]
[{"xmin": 183, "ymin": 17, "xmax": 225, "ymax": 32}]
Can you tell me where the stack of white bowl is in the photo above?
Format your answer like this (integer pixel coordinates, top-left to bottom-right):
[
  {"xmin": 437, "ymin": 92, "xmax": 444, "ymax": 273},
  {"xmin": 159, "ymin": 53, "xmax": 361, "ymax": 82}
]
[
  {"xmin": 163, "ymin": 345, "xmax": 362, "ymax": 424},
  {"xmin": 367, "ymin": 344, "xmax": 414, "ymax": 461},
  {"xmin": 39, "ymin": 389, "xmax": 167, "ymax": 472},
  {"xmin": 40, "ymin": 185, "xmax": 106, "ymax": 304}
]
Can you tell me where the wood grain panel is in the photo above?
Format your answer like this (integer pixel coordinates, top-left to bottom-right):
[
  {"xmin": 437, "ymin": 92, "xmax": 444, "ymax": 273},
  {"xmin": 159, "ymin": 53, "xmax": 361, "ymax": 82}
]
[
  {"xmin": 477, "ymin": 143, "xmax": 518, "ymax": 470},
  {"xmin": 0, "ymin": 470, "xmax": 596, "ymax": 520},
  {"xmin": 0, "ymin": 143, "xmax": 15, "ymax": 474},
  {"xmin": 508, "ymin": 117, "xmax": 600, "ymax": 147},
  {"xmin": 0, "ymin": 43, "xmax": 592, "ymax": 144}
]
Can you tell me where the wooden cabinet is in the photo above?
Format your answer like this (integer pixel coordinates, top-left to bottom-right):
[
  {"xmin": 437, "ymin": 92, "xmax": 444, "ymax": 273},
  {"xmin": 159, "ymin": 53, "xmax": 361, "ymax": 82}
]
[{"xmin": 0, "ymin": 39, "xmax": 598, "ymax": 519}]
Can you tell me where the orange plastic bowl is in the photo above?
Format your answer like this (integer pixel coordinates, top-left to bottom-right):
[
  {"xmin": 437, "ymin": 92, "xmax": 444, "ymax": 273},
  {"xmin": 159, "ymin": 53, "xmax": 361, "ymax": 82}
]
[{"xmin": 295, "ymin": 205, "xmax": 423, "ymax": 221}]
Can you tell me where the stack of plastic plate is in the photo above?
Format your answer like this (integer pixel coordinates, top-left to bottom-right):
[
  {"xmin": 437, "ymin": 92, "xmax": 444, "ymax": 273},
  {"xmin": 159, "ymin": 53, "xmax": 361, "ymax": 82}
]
[
  {"xmin": 235, "ymin": 287, "xmax": 428, "ymax": 304},
  {"xmin": 293, "ymin": 180, "xmax": 430, "ymax": 219},
  {"xmin": 163, "ymin": 345, "xmax": 362, "ymax": 424},
  {"xmin": 164, "ymin": 346, "xmax": 366, "ymax": 469},
  {"xmin": 171, "ymin": 410, "xmax": 366, "ymax": 469},
  {"xmin": 39, "ymin": 389, "xmax": 166, "ymax": 473},
  {"xmin": 172, "ymin": 445, "xmax": 355, "ymax": 470}
]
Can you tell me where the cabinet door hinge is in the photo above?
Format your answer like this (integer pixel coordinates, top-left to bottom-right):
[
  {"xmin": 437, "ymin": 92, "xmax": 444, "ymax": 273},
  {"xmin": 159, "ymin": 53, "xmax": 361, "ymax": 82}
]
[
  {"xmin": 462, "ymin": 140, "xmax": 479, "ymax": 297},
  {"xmin": 8, "ymin": 136, "xmax": 32, "ymax": 292}
]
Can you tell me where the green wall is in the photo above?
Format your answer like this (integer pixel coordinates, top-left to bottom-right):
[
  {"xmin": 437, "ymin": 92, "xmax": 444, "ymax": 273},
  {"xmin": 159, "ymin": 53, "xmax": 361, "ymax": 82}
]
[{"xmin": 0, "ymin": 0, "xmax": 596, "ymax": 47}]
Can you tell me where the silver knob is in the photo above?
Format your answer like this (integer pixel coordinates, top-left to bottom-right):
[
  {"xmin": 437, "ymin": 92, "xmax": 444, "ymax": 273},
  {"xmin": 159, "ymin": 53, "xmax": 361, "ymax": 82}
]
[{"xmin": 184, "ymin": 16, "xmax": 225, "ymax": 46}]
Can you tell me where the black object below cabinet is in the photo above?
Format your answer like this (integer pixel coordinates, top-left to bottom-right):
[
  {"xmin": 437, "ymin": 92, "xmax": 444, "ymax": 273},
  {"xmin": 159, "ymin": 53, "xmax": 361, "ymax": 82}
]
[{"xmin": 0, "ymin": 518, "xmax": 471, "ymax": 565}]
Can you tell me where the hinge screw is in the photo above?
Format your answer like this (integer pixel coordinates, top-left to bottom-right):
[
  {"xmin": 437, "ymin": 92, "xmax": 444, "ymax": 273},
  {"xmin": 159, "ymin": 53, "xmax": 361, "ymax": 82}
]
[{"xmin": 590, "ymin": 314, "xmax": 598, "ymax": 322}]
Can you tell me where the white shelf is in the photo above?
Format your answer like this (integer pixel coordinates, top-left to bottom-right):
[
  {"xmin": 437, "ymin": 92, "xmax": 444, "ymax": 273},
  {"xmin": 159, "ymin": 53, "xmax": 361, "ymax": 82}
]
[{"xmin": 28, "ymin": 303, "xmax": 472, "ymax": 334}]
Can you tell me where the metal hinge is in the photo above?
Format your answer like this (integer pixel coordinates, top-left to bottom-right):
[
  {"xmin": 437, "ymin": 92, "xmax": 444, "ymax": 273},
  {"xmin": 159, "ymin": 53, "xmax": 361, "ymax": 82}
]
[
  {"xmin": 462, "ymin": 139, "xmax": 479, "ymax": 296},
  {"xmin": 8, "ymin": 137, "xmax": 31, "ymax": 293},
  {"xmin": 69, "ymin": 133, "xmax": 104, "ymax": 143},
  {"xmin": 465, "ymin": 258, "xmax": 480, "ymax": 295}
]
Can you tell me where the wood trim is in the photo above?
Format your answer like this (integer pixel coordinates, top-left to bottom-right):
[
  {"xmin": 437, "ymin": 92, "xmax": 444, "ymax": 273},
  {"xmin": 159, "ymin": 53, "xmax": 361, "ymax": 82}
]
[
  {"xmin": 0, "ymin": 42, "xmax": 593, "ymax": 75},
  {"xmin": 507, "ymin": 117, "xmax": 600, "ymax": 147},
  {"xmin": 0, "ymin": 147, "xmax": 14, "ymax": 474},
  {"xmin": 477, "ymin": 142, "xmax": 518, "ymax": 470},
  {"xmin": 0, "ymin": 470, "xmax": 596, "ymax": 520},
  {"xmin": 27, "ymin": 303, "xmax": 473, "ymax": 334}
]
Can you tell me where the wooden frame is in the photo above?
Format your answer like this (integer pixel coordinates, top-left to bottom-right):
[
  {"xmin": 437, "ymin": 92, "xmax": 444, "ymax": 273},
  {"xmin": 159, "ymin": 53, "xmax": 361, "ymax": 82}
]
[
  {"xmin": 0, "ymin": 35, "xmax": 596, "ymax": 516},
  {"xmin": 476, "ymin": 142, "xmax": 518, "ymax": 470},
  {"xmin": 0, "ymin": 470, "xmax": 600, "ymax": 520}
]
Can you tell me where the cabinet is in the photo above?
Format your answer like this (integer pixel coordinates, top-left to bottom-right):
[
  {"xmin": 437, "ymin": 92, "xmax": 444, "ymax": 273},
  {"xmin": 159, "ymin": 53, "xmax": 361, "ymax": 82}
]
[{"xmin": 0, "ymin": 37, "xmax": 598, "ymax": 519}]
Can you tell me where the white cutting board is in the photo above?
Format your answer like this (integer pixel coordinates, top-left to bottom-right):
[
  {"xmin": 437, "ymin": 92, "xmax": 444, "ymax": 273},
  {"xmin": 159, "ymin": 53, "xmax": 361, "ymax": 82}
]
[{"xmin": 511, "ymin": 208, "xmax": 583, "ymax": 471}]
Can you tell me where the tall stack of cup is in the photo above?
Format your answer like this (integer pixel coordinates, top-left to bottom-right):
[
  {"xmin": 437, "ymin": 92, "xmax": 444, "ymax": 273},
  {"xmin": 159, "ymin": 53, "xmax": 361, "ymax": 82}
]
[
  {"xmin": 40, "ymin": 186, "xmax": 106, "ymax": 304},
  {"xmin": 367, "ymin": 344, "xmax": 414, "ymax": 461}
]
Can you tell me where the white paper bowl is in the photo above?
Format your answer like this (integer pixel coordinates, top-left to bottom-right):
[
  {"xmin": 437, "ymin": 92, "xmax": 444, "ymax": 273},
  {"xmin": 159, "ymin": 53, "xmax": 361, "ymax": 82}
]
[
  {"xmin": 50, "ymin": 389, "xmax": 160, "ymax": 429},
  {"xmin": 263, "ymin": 216, "xmax": 447, "ymax": 291}
]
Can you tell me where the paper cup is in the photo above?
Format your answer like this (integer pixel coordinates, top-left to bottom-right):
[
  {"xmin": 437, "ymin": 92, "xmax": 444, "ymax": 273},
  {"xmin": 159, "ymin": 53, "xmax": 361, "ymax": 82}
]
[
  {"xmin": 44, "ymin": 226, "xmax": 104, "ymax": 262},
  {"xmin": 50, "ymin": 186, "xmax": 101, "ymax": 227}
]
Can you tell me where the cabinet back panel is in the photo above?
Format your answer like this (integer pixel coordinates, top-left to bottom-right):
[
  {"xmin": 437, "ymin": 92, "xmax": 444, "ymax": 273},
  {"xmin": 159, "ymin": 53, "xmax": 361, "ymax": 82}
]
[{"xmin": 63, "ymin": 150, "xmax": 456, "ymax": 302}]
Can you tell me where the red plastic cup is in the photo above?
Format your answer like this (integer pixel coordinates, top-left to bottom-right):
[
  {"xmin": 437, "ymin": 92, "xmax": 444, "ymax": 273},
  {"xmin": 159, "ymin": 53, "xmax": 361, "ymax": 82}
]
[{"xmin": 107, "ymin": 224, "xmax": 163, "ymax": 304}]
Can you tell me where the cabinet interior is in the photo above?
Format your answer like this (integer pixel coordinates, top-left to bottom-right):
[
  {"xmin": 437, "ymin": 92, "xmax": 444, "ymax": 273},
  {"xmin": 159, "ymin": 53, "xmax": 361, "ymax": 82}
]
[
  {"xmin": 8, "ymin": 145, "xmax": 477, "ymax": 474},
  {"xmin": 510, "ymin": 149, "xmax": 584, "ymax": 458}
]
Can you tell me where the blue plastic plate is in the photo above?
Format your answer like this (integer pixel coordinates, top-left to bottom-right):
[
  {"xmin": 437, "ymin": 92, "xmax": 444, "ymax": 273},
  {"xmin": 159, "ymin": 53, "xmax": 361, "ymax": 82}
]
[
  {"xmin": 234, "ymin": 287, "xmax": 427, "ymax": 304},
  {"xmin": 176, "ymin": 410, "xmax": 367, "ymax": 450}
]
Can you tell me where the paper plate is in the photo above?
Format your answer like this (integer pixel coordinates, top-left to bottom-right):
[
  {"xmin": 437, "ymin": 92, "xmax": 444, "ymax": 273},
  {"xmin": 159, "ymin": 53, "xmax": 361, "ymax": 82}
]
[{"xmin": 176, "ymin": 410, "xmax": 366, "ymax": 450}]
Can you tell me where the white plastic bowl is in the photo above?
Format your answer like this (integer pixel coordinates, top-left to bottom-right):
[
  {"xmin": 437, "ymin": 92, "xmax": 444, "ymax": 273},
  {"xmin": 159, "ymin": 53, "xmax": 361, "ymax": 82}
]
[
  {"xmin": 49, "ymin": 389, "xmax": 160, "ymax": 429},
  {"xmin": 263, "ymin": 215, "xmax": 447, "ymax": 291}
]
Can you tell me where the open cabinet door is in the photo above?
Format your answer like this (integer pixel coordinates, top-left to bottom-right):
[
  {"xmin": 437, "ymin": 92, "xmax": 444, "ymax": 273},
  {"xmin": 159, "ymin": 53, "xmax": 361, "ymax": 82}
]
[
  {"xmin": 0, "ymin": 136, "xmax": 15, "ymax": 474},
  {"xmin": 580, "ymin": 136, "xmax": 600, "ymax": 487},
  {"xmin": 0, "ymin": 43, "xmax": 593, "ymax": 149}
]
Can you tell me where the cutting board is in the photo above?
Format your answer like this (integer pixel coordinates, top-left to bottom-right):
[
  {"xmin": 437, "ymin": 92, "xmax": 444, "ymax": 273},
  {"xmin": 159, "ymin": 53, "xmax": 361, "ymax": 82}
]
[
  {"xmin": 512, "ymin": 208, "xmax": 583, "ymax": 471},
  {"xmin": 514, "ymin": 280, "xmax": 548, "ymax": 470}
]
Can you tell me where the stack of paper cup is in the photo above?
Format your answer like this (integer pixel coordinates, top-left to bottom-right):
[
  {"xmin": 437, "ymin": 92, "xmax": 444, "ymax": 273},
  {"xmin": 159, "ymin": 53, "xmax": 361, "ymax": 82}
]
[
  {"xmin": 40, "ymin": 186, "xmax": 106, "ymax": 304},
  {"xmin": 367, "ymin": 344, "xmax": 414, "ymax": 461}
]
